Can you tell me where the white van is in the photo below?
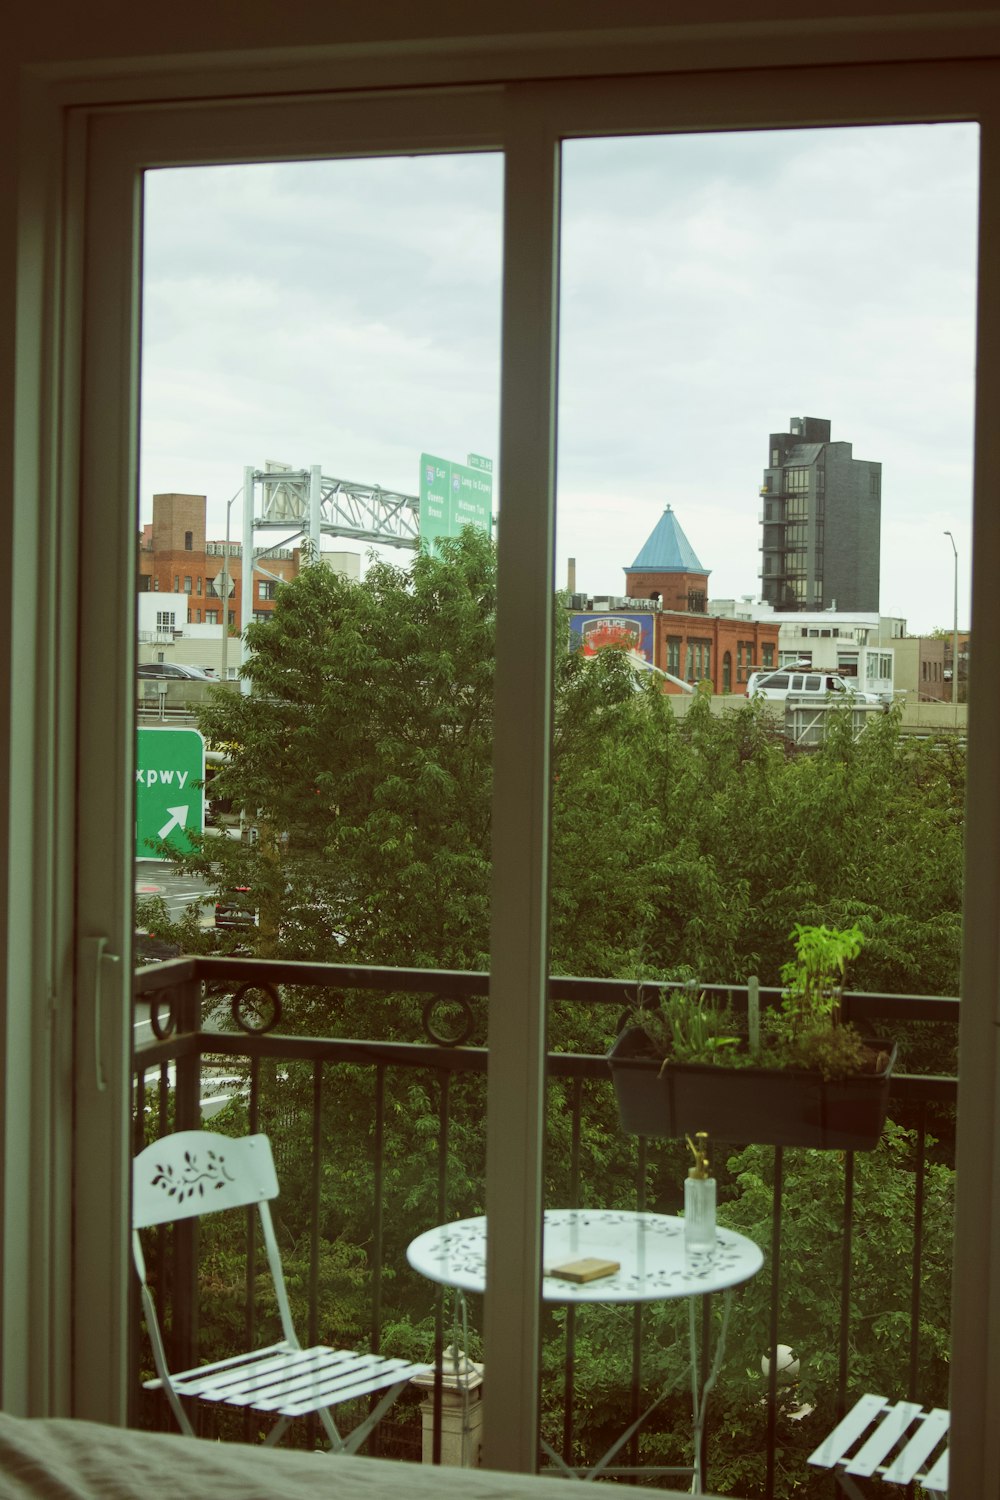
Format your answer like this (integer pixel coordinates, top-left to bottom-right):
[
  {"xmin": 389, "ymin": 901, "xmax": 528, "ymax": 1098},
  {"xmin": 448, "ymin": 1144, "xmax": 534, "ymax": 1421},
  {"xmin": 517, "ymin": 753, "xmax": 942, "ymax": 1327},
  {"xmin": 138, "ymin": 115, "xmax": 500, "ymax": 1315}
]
[{"xmin": 745, "ymin": 666, "xmax": 881, "ymax": 704}]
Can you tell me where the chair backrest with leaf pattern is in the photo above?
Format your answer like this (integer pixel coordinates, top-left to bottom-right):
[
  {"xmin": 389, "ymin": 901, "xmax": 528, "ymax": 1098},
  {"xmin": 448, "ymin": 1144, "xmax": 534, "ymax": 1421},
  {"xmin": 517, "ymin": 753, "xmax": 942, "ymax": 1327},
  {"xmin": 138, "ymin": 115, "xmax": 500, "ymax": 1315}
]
[{"xmin": 133, "ymin": 1130, "xmax": 278, "ymax": 1229}]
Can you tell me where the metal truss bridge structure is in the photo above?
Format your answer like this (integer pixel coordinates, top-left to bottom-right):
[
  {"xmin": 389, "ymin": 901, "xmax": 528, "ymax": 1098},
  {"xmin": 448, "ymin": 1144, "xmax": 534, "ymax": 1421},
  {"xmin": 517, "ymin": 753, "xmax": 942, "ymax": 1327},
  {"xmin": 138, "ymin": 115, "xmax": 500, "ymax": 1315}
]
[{"xmin": 244, "ymin": 463, "xmax": 420, "ymax": 555}]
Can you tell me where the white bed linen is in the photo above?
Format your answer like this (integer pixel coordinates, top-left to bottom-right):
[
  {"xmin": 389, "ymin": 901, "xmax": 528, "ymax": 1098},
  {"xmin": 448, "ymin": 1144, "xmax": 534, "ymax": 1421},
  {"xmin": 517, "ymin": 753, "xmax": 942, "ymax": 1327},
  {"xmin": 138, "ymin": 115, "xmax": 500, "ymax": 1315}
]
[{"xmin": 0, "ymin": 1413, "xmax": 725, "ymax": 1500}]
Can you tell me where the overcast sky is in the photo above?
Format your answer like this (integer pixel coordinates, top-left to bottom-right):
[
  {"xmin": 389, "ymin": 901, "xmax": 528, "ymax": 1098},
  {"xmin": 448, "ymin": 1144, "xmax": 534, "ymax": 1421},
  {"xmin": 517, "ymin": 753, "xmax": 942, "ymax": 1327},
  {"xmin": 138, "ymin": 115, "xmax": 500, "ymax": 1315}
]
[{"xmin": 140, "ymin": 122, "xmax": 978, "ymax": 634}]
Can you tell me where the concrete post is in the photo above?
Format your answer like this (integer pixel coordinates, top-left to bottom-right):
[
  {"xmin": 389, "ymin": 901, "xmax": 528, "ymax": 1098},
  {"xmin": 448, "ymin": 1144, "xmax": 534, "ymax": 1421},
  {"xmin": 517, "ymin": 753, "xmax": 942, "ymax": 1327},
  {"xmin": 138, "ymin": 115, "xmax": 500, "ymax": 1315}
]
[{"xmin": 411, "ymin": 1346, "xmax": 484, "ymax": 1467}]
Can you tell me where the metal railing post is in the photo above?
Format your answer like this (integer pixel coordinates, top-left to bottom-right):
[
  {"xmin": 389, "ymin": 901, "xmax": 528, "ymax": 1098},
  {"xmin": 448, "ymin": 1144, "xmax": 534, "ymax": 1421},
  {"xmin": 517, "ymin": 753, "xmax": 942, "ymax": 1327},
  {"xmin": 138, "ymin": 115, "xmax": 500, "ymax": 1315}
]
[{"xmin": 171, "ymin": 975, "xmax": 202, "ymax": 1380}]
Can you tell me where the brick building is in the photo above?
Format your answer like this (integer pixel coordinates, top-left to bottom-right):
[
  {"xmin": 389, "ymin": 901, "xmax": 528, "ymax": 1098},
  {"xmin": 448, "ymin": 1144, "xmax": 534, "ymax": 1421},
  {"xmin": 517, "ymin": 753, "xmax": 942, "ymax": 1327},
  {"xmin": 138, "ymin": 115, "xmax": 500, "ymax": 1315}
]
[
  {"xmin": 571, "ymin": 506, "xmax": 780, "ymax": 694},
  {"xmin": 137, "ymin": 492, "xmax": 300, "ymax": 633}
]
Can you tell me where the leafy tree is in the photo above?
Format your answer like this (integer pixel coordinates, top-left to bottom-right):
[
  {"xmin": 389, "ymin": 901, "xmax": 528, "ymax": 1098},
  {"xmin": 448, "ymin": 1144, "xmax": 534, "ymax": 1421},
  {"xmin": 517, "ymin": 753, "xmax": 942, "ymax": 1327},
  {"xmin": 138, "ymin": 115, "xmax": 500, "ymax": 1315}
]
[{"xmin": 179, "ymin": 528, "xmax": 496, "ymax": 970}]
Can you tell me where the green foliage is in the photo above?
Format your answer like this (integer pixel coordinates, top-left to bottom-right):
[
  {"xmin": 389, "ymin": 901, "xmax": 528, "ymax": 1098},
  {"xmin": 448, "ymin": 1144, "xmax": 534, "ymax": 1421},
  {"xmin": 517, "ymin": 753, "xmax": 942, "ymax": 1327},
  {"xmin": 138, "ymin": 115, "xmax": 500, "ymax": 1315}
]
[
  {"xmin": 767, "ymin": 923, "xmax": 873, "ymax": 1079},
  {"xmin": 627, "ymin": 927, "xmax": 878, "ymax": 1080},
  {"xmin": 631, "ymin": 988, "xmax": 746, "ymax": 1066},
  {"xmin": 149, "ymin": 536, "xmax": 963, "ymax": 1001},
  {"xmin": 778, "ymin": 922, "xmax": 864, "ymax": 1027}
]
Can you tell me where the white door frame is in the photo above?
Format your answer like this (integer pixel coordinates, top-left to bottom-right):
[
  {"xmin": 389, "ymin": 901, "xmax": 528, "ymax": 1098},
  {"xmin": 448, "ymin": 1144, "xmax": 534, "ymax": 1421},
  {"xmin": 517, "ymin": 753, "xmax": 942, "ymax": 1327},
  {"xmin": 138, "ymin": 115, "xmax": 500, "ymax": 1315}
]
[{"xmin": 10, "ymin": 54, "xmax": 999, "ymax": 1491}]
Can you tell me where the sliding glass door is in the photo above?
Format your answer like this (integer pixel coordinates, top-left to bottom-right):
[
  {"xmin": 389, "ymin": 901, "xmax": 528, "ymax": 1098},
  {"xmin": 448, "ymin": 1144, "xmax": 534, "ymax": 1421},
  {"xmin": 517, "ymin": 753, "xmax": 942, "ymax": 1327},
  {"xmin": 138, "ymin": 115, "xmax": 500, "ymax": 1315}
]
[{"xmin": 67, "ymin": 60, "xmax": 1000, "ymax": 1487}]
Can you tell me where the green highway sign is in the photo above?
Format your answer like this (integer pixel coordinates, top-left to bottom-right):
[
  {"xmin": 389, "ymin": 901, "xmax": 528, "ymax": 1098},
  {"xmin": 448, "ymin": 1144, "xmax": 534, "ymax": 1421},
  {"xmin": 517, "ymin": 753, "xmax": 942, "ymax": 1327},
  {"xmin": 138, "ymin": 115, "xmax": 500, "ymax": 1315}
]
[
  {"xmin": 419, "ymin": 451, "xmax": 493, "ymax": 553},
  {"xmin": 135, "ymin": 726, "xmax": 206, "ymax": 860}
]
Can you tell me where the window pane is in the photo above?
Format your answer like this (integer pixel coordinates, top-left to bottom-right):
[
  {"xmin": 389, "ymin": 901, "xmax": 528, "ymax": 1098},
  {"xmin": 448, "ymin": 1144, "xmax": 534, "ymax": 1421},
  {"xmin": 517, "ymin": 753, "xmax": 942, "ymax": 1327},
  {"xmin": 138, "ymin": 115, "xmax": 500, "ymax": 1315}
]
[
  {"xmin": 138, "ymin": 154, "xmax": 501, "ymax": 970},
  {"xmin": 554, "ymin": 122, "xmax": 974, "ymax": 1484}
]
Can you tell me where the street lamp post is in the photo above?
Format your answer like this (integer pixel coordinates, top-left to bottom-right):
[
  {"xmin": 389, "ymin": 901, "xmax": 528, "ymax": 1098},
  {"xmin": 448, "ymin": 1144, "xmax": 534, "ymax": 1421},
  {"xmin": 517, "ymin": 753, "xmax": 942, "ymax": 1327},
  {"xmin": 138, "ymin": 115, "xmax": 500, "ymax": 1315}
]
[
  {"xmin": 944, "ymin": 530, "xmax": 958, "ymax": 709},
  {"xmin": 220, "ymin": 489, "xmax": 241, "ymax": 683}
]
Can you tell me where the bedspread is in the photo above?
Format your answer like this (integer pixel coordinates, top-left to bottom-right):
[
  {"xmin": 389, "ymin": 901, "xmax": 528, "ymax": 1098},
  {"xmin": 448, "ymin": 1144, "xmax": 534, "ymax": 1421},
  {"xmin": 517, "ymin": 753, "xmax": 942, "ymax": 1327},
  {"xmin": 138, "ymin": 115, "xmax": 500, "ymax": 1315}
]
[{"xmin": 0, "ymin": 1413, "xmax": 727, "ymax": 1500}]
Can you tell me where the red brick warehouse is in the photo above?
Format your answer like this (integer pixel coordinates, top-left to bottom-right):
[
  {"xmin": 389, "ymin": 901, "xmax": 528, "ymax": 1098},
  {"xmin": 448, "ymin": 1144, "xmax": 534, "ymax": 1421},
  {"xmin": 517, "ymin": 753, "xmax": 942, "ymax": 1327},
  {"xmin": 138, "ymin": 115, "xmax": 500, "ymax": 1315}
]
[{"xmin": 569, "ymin": 506, "xmax": 779, "ymax": 694}]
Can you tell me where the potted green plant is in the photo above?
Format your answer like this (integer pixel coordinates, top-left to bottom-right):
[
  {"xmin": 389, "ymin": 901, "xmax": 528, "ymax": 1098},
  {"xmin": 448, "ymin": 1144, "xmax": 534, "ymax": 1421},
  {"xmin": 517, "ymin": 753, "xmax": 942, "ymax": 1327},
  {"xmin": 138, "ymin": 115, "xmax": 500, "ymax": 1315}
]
[{"xmin": 607, "ymin": 925, "xmax": 896, "ymax": 1150}]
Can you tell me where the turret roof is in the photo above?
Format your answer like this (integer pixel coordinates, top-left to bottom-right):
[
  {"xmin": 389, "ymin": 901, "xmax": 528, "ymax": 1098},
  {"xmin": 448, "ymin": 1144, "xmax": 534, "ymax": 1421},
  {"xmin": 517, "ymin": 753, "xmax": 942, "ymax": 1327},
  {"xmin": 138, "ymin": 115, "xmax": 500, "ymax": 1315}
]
[{"xmin": 625, "ymin": 506, "xmax": 708, "ymax": 575}]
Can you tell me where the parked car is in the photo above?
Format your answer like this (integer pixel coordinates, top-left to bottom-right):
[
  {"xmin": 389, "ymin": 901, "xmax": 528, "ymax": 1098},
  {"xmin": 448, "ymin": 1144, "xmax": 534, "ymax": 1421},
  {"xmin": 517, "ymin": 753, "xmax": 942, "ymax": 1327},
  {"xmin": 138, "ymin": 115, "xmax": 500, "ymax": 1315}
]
[
  {"xmin": 746, "ymin": 665, "xmax": 881, "ymax": 704},
  {"xmin": 134, "ymin": 928, "xmax": 183, "ymax": 965},
  {"xmin": 138, "ymin": 662, "xmax": 213, "ymax": 680},
  {"xmin": 214, "ymin": 886, "xmax": 259, "ymax": 930}
]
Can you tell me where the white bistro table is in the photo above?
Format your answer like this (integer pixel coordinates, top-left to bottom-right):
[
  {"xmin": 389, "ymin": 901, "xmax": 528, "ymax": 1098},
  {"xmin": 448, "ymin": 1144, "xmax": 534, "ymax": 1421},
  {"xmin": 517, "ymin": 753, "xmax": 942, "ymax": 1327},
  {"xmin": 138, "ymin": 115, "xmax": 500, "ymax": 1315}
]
[{"xmin": 407, "ymin": 1209, "xmax": 763, "ymax": 1488}]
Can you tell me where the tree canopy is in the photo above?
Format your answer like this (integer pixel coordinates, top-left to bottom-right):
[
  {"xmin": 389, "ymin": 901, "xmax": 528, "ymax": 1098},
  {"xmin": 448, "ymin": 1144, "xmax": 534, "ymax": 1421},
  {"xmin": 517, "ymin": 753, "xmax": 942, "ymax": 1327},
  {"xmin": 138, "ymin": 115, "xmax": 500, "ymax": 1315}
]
[{"xmin": 153, "ymin": 527, "xmax": 963, "ymax": 1001}]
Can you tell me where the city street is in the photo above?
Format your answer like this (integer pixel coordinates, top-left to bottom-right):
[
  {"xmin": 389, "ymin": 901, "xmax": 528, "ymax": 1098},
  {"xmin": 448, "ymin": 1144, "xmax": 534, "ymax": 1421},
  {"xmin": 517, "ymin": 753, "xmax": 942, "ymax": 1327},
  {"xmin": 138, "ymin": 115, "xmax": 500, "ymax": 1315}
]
[{"xmin": 135, "ymin": 858, "xmax": 214, "ymax": 926}]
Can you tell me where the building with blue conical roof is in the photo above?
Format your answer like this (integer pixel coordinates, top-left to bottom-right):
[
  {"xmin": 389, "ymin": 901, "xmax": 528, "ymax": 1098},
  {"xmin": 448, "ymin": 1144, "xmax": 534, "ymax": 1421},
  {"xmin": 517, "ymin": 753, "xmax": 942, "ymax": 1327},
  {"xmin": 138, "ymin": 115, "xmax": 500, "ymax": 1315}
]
[
  {"xmin": 568, "ymin": 505, "xmax": 780, "ymax": 695},
  {"xmin": 624, "ymin": 504, "xmax": 711, "ymax": 615}
]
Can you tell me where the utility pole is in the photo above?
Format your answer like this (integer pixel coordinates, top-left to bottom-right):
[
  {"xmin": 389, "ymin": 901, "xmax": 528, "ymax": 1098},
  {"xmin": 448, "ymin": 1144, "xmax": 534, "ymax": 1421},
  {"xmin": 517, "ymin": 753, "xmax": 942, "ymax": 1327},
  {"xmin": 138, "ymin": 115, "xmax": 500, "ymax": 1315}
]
[
  {"xmin": 944, "ymin": 530, "xmax": 959, "ymax": 712},
  {"xmin": 219, "ymin": 488, "xmax": 241, "ymax": 683}
]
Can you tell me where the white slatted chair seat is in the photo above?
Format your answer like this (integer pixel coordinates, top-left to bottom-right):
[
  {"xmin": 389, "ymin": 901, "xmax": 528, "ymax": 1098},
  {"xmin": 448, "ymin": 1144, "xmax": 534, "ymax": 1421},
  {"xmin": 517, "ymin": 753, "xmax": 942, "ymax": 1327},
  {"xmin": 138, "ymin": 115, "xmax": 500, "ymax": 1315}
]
[
  {"xmin": 807, "ymin": 1392, "xmax": 949, "ymax": 1493},
  {"xmin": 134, "ymin": 1131, "xmax": 431, "ymax": 1453},
  {"xmin": 157, "ymin": 1345, "xmax": 420, "ymax": 1412}
]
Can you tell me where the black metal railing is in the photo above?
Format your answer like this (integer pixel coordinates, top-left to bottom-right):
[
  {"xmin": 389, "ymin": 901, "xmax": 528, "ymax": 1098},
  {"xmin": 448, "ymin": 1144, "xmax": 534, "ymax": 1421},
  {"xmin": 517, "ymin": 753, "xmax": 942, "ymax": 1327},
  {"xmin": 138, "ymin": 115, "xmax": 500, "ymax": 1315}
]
[{"xmin": 132, "ymin": 957, "xmax": 958, "ymax": 1497}]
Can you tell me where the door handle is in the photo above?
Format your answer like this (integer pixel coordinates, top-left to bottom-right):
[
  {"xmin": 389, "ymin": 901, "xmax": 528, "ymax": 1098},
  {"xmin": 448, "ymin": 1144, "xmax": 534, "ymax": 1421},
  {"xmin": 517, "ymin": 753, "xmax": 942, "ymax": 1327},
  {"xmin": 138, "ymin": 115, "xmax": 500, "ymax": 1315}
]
[{"xmin": 84, "ymin": 935, "xmax": 121, "ymax": 1093}]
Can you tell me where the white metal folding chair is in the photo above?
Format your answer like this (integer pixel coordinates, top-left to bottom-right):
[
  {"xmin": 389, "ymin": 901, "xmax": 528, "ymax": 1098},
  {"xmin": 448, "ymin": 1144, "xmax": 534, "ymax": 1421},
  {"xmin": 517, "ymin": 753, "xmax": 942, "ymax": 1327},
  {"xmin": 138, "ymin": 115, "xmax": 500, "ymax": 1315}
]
[
  {"xmin": 807, "ymin": 1391, "xmax": 949, "ymax": 1495},
  {"xmin": 133, "ymin": 1130, "xmax": 431, "ymax": 1452}
]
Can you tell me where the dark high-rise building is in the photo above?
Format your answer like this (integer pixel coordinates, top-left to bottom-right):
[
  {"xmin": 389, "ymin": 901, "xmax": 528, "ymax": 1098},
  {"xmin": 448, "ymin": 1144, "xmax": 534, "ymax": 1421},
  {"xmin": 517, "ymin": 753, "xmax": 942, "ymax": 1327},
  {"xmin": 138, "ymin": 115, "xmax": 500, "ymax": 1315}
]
[{"xmin": 759, "ymin": 416, "xmax": 881, "ymax": 612}]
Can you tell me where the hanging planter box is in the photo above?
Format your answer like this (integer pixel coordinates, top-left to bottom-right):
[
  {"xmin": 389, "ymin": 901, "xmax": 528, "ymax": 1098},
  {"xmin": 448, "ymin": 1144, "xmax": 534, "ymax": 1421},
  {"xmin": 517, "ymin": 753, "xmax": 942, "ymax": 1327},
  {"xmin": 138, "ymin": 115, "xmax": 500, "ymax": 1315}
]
[{"xmin": 607, "ymin": 1026, "xmax": 897, "ymax": 1151}]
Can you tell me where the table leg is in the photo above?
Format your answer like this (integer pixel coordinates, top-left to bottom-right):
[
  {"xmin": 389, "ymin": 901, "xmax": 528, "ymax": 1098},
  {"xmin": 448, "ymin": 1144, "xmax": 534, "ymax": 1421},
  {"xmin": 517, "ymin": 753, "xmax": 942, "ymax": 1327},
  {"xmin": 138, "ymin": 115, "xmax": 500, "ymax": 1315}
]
[
  {"xmin": 539, "ymin": 1287, "xmax": 733, "ymax": 1486},
  {"xmin": 688, "ymin": 1288, "xmax": 734, "ymax": 1493}
]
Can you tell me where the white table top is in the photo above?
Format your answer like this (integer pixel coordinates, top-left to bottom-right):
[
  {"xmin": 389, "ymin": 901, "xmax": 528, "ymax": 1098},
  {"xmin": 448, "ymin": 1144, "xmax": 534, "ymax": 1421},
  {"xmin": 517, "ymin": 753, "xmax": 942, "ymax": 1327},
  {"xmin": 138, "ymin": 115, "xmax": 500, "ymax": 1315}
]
[{"xmin": 407, "ymin": 1209, "xmax": 763, "ymax": 1304}]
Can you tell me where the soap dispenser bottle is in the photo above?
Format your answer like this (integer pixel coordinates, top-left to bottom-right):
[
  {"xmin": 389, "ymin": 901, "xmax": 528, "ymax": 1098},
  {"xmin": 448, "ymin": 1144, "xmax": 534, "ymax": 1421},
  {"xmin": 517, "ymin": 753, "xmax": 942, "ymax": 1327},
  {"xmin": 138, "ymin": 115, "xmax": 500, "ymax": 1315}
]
[{"xmin": 684, "ymin": 1131, "xmax": 717, "ymax": 1253}]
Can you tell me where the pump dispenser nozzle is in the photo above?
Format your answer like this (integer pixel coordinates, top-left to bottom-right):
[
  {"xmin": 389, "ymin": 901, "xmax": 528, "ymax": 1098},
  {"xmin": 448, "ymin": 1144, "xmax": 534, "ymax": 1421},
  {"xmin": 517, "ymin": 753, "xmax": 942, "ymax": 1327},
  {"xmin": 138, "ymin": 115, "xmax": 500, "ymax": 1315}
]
[{"xmin": 684, "ymin": 1130, "xmax": 716, "ymax": 1253}]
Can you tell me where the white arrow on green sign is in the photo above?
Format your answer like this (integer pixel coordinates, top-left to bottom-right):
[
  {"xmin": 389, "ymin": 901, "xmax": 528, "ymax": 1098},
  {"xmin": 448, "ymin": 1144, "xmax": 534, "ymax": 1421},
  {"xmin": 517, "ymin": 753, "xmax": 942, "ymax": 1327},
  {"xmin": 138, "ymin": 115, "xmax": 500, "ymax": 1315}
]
[{"xmin": 135, "ymin": 726, "xmax": 206, "ymax": 859}]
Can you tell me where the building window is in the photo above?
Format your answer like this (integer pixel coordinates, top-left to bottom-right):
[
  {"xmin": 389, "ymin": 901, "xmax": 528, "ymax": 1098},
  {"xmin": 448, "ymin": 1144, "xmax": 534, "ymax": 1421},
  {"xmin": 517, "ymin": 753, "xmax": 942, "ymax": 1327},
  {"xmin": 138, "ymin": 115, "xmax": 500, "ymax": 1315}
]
[
  {"xmin": 258, "ymin": 580, "xmax": 278, "ymax": 600},
  {"xmin": 152, "ymin": 577, "xmax": 159, "ymax": 592},
  {"xmin": 206, "ymin": 610, "xmax": 219, "ymax": 624},
  {"xmin": 228, "ymin": 610, "xmax": 235, "ymax": 626},
  {"xmin": 253, "ymin": 609, "xmax": 269, "ymax": 622},
  {"xmin": 196, "ymin": 577, "xmax": 202, "ymax": 595},
  {"xmin": 174, "ymin": 575, "xmax": 180, "ymax": 592},
  {"xmin": 762, "ymin": 643, "xmax": 775, "ymax": 668},
  {"xmin": 183, "ymin": 576, "xmax": 192, "ymax": 594},
  {"xmin": 687, "ymin": 589, "xmax": 705, "ymax": 613},
  {"xmin": 155, "ymin": 610, "xmax": 176, "ymax": 631},
  {"xmin": 686, "ymin": 639, "xmax": 711, "ymax": 679},
  {"xmin": 723, "ymin": 651, "xmax": 732, "ymax": 692},
  {"xmin": 195, "ymin": 608, "xmax": 201, "ymax": 622},
  {"xmin": 785, "ymin": 466, "xmax": 810, "ymax": 492},
  {"xmin": 184, "ymin": 530, "xmax": 193, "ymax": 550}
]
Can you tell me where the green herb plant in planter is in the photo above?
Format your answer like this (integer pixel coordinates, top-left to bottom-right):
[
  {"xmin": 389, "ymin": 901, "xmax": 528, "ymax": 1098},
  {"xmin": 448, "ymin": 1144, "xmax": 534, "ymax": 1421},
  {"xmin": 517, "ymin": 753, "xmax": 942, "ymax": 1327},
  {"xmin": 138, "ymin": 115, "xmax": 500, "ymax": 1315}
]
[{"xmin": 608, "ymin": 925, "xmax": 897, "ymax": 1150}]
